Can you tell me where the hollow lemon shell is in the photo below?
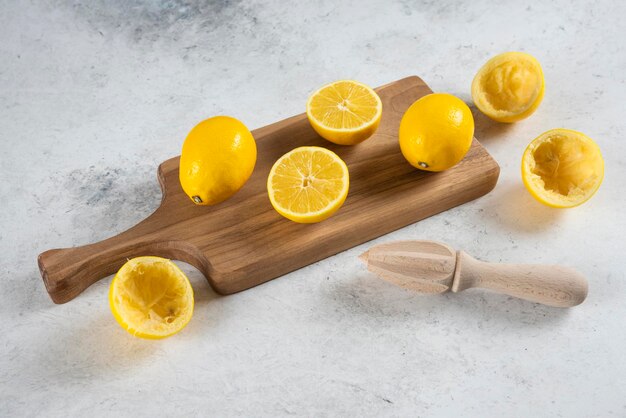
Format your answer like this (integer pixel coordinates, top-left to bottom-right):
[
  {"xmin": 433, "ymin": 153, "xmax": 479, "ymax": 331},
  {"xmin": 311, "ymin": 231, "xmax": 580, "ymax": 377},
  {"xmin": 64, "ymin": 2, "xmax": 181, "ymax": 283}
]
[
  {"xmin": 109, "ymin": 256, "xmax": 194, "ymax": 339},
  {"xmin": 521, "ymin": 129, "xmax": 603, "ymax": 208},
  {"xmin": 472, "ymin": 51, "xmax": 545, "ymax": 123}
]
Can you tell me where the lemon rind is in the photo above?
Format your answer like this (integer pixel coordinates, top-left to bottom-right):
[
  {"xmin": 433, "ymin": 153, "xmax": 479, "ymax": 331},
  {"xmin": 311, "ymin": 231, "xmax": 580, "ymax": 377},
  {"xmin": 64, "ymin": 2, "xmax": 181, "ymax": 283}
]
[{"xmin": 398, "ymin": 93, "xmax": 475, "ymax": 172}]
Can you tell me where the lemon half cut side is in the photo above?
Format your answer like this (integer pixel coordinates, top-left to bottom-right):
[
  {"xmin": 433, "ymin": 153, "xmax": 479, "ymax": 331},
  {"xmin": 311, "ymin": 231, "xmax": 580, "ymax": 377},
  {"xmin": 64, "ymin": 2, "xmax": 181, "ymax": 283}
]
[
  {"xmin": 306, "ymin": 80, "xmax": 382, "ymax": 145},
  {"xmin": 267, "ymin": 146, "xmax": 349, "ymax": 223}
]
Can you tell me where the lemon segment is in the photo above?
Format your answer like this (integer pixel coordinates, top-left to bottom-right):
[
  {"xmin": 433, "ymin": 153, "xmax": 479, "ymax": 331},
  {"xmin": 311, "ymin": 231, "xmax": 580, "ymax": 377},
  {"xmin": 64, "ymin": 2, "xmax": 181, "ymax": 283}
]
[
  {"xmin": 109, "ymin": 257, "xmax": 194, "ymax": 339},
  {"xmin": 267, "ymin": 146, "xmax": 349, "ymax": 223},
  {"xmin": 306, "ymin": 80, "xmax": 382, "ymax": 145},
  {"xmin": 472, "ymin": 52, "xmax": 544, "ymax": 123},
  {"xmin": 521, "ymin": 129, "xmax": 603, "ymax": 208},
  {"xmin": 399, "ymin": 93, "xmax": 474, "ymax": 172},
  {"xmin": 179, "ymin": 116, "xmax": 257, "ymax": 205}
]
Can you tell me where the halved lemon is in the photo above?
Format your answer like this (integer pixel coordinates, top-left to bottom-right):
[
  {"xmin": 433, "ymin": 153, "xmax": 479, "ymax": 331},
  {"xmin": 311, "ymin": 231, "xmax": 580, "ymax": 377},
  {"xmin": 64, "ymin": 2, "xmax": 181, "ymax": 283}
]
[
  {"xmin": 472, "ymin": 52, "xmax": 544, "ymax": 123},
  {"xmin": 267, "ymin": 146, "xmax": 349, "ymax": 223},
  {"xmin": 522, "ymin": 129, "xmax": 603, "ymax": 208},
  {"xmin": 109, "ymin": 256, "xmax": 194, "ymax": 339},
  {"xmin": 306, "ymin": 80, "xmax": 382, "ymax": 145}
]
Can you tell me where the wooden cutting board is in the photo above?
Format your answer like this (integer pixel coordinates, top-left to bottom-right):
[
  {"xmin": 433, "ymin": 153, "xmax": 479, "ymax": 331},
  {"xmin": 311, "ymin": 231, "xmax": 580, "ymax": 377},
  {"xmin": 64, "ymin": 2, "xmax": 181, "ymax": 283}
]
[{"xmin": 38, "ymin": 76, "xmax": 500, "ymax": 304}]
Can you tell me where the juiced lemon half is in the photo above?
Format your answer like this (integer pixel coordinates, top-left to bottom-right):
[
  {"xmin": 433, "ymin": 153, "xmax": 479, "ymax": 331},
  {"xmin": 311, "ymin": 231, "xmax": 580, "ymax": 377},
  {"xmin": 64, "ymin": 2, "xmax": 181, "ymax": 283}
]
[
  {"xmin": 522, "ymin": 129, "xmax": 603, "ymax": 208},
  {"xmin": 472, "ymin": 52, "xmax": 544, "ymax": 123},
  {"xmin": 109, "ymin": 257, "xmax": 194, "ymax": 339}
]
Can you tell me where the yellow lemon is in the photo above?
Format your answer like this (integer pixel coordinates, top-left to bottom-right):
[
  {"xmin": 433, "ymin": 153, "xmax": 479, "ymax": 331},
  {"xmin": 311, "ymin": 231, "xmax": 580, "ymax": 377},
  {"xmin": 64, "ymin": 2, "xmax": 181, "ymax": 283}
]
[
  {"xmin": 306, "ymin": 80, "xmax": 382, "ymax": 145},
  {"xmin": 109, "ymin": 257, "xmax": 194, "ymax": 339},
  {"xmin": 179, "ymin": 116, "xmax": 257, "ymax": 205},
  {"xmin": 522, "ymin": 129, "xmax": 603, "ymax": 208},
  {"xmin": 472, "ymin": 52, "xmax": 545, "ymax": 123},
  {"xmin": 399, "ymin": 93, "xmax": 474, "ymax": 172},
  {"xmin": 267, "ymin": 146, "xmax": 349, "ymax": 223}
]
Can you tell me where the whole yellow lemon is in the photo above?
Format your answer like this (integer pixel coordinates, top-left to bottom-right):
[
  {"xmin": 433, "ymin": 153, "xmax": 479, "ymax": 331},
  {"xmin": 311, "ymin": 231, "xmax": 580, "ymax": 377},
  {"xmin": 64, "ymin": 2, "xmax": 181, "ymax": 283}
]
[
  {"xmin": 399, "ymin": 93, "xmax": 474, "ymax": 172},
  {"xmin": 179, "ymin": 116, "xmax": 257, "ymax": 205}
]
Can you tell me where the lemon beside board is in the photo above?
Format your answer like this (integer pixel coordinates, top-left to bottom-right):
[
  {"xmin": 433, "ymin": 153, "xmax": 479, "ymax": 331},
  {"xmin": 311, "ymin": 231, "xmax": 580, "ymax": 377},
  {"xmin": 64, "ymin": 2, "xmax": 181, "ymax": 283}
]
[{"xmin": 109, "ymin": 257, "xmax": 194, "ymax": 339}]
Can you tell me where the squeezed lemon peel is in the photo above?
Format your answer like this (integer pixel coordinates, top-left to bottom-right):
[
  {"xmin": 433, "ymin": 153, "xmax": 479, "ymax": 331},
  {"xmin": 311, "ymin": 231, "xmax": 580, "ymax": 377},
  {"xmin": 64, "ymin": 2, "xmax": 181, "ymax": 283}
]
[
  {"xmin": 472, "ymin": 52, "xmax": 544, "ymax": 123},
  {"xmin": 109, "ymin": 256, "xmax": 194, "ymax": 339},
  {"xmin": 521, "ymin": 129, "xmax": 603, "ymax": 208}
]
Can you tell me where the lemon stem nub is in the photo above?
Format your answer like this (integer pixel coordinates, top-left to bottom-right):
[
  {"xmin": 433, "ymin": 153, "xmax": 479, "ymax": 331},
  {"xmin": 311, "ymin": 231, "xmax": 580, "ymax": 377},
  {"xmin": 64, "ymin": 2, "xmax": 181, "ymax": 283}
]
[
  {"xmin": 192, "ymin": 196, "xmax": 203, "ymax": 204},
  {"xmin": 418, "ymin": 162, "xmax": 429, "ymax": 169}
]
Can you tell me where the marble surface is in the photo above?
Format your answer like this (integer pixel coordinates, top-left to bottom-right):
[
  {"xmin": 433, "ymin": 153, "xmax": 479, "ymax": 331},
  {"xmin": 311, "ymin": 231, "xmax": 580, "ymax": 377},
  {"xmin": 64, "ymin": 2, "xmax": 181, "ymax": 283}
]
[{"xmin": 1, "ymin": 0, "xmax": 625, "ymax": 416}]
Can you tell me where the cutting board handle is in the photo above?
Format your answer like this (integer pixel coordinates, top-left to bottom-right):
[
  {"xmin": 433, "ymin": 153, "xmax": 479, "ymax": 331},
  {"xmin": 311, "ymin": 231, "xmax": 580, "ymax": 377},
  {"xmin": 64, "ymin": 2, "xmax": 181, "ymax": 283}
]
[
  {"xmin": 452, "ymin": 251, "xmax": 588, "ymax": 307},
  {"xmin": 38, "ymin": 230, "xmax": 212, "ymax": 304}
]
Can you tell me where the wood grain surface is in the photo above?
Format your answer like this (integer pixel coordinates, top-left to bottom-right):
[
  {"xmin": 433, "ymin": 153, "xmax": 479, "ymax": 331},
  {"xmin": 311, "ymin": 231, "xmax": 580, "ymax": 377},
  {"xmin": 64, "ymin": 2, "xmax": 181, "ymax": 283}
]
[
  {"xmin": 38, "ymin": 76, "xmax": 500, "ymax": 304},
  {"xmin": 361, "ymin": 240, "xmax": 587, "ymax": 307},
  {"xmin": 453, "ymin": 251, "xmax": 588, "ymax": 307}
]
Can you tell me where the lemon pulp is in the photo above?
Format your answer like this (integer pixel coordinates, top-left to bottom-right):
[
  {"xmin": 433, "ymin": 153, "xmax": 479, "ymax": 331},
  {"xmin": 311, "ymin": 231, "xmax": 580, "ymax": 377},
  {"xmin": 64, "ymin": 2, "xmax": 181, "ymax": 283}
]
[
  {"xmin": 522, "ymin": 129, "xmax": 603, "ymax": 208},
  {"xmin": 267, "ymin": 146, "xmax": 349, "ymax": 223},
  {"xmin": 306, "ymin": 80, "xmax": 382, "ymax": 145},
  {"xmin": 109, "ymin": 256, "xmax": 194, "ymax": 339}
]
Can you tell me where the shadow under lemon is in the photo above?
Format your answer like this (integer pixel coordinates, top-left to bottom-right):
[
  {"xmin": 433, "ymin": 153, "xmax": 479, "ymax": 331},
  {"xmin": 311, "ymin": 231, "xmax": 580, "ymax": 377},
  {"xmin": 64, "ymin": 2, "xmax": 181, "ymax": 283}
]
[
  {"xmin": 486, "ymin": 182, "xmax": 564, "ymax": 233},
  {"xmin": 470, "ymin": 104, "xmax": 517, "ymax": 144},
  {"xmin": 27, "ymin": 264, "xmax": 224, "ymax": 380},
  {"xmin": 20, "ymin": 309, "xmax": 159, "ymax": 386}
]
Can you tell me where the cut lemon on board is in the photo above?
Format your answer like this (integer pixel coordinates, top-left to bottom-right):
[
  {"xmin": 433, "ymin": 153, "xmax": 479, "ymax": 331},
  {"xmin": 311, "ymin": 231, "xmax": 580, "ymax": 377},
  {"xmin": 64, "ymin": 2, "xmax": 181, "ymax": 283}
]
[
  {"xmin": 267, "ymin": 146, "xmax": 349, "ymax": 223},
  {"xmin": 522, "ymin": 129, "xmax": 603, "ymax": 208},
  {"xmin": 306, "ymin": 80, "xmax": 382, "ymax": 145},
  {"xmin": 472, "ymin": 52, "xmax": 544, "ymax": 123},
  {"xmin": 109, "ymin": 257, "xmax": 194, "ymax": 339}
]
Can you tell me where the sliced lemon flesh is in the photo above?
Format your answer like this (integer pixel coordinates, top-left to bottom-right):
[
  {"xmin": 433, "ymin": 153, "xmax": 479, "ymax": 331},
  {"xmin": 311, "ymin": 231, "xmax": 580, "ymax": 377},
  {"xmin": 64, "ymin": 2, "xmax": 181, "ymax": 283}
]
[
  {"xmin": 522, "ymin": 129, "xmax": 603, "ymax": 208},
  {"xmin": 109, "ymin": 256, "xmax": 194, "ymax": 339},
  {"xmin": 306, "ymin": 80, "xmax": 382, "ymax": 145},
  {"xmin": 267, "ymin": 146, "xmax": 349, "ymax": 223},
  {"xmin": 472, "ymin": 52, "xmax": 544, "ymax": 123}
]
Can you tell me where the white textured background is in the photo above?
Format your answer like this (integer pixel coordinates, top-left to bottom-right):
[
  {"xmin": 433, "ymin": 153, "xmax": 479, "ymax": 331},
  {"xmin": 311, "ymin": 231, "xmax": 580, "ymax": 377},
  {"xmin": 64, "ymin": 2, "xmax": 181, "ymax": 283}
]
[{"xmin": 1, "ymin": 0, "xmax": 625, "ymax": 416}]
